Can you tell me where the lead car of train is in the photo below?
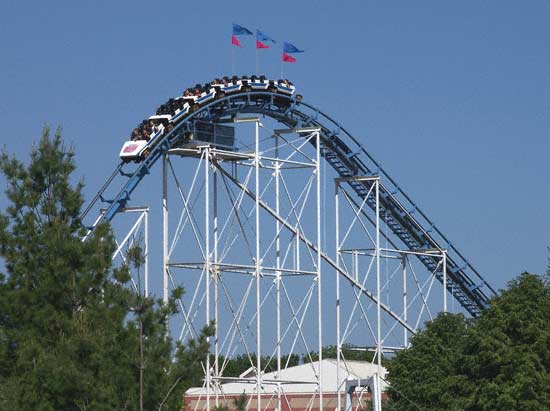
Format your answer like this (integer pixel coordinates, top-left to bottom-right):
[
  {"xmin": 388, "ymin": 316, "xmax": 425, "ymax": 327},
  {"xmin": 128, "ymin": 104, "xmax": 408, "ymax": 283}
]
[{"xmin": 119, "ymin": 76, "xmax": 298, "ymax": 162}]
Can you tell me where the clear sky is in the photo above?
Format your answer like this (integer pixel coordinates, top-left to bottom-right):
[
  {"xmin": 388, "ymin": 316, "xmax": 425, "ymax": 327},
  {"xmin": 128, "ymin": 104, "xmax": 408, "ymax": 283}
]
[{"xmin": 1, "ymin": 0, "xmax": 549, "ymax": 294}]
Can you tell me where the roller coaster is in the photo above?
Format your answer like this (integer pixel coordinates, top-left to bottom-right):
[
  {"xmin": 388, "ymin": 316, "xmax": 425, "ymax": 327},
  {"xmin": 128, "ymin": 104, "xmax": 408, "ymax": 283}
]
[
  {"xmin": 80, "ymin": 75, "xmax": 496, "ymax": 411},
  {"xmin": 81, "ymin": 75, "xmax": 496, "ymax": 317}
]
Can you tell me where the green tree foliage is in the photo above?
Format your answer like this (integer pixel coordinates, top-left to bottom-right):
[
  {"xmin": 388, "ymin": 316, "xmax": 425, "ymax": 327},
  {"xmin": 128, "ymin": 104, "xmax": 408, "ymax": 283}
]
[
  {"xmin": 0, "ymin": 127, "xmax": 213, "ymax": 411},
  {"xmin": 463, "ymin": 273, "xmax": 550, "ymax": 410},
  {"xmin": 232, "ymin": 392, "xmax": 247, "ymax": 411},
  {"xmin": 386, "ymin": 272, "xmax": 550, "ymax": 411},
  {"xmin": 385, "ymin": 313, "xmax": 473, "ymax": 411}
]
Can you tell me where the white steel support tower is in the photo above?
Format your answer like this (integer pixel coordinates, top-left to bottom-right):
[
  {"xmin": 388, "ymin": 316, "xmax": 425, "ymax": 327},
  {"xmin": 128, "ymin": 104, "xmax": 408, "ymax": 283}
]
[
  {"xmin": 106, "ymin": 132, "xmax": 453, "ymax": 411},
  {"xmin": 160, "ymin": 122, "xmax": 325, "ymax": 411},
  {"xmin": 334, "ymin": 177, "xmax": 448, "ymax": 411}
]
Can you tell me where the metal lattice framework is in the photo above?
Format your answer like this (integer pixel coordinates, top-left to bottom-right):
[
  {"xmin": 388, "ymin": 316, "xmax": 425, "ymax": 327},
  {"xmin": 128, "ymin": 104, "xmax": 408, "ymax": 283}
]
[{"xmin": 81, "ymin": 85, "xmax": 496, "ymax": 411}]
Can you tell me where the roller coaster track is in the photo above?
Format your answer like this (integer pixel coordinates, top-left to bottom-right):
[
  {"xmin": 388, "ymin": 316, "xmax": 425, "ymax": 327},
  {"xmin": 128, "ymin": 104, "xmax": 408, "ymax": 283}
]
[{"xmin": 81, "ymin": 89, "xmax": 496, "ymax": 317}]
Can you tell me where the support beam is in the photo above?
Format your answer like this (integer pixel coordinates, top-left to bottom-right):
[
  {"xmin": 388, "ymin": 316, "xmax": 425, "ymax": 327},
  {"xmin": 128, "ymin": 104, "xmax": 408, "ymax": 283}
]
[
  {"xmin": 254, "ymin": 120, "xmax": 262, "ymax": 411},
  {"xmin": 215, "ymin": 164, "xmax": 416, "ymax": 334},
  {"xmin": 375, "ymin": 178, "xmax": 382, "ymax": 411},
  {"xmin": 162, "ymin": 154, "xmax": 169, "ymax": 304},
  {"xmin": 315, "ymin": 130, "xmax": 323, "ymax": 410},
  {"xmin": 204, "ymin": 147, "xmax": 211, "ymax": 411}
]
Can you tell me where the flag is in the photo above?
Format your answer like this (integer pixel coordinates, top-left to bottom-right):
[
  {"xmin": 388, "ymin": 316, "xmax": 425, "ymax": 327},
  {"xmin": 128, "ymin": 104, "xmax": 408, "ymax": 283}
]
[
  {"xmin": 232, "ymin": 23, "xmax": 253, "ymax": 36},
  {"xmin": 232, "ymin": 35, "xmax": 242, "ymax": 47},
  {"xmin": 256, "ymin": 40, "xmax": 269, "ymax": 49},
  {"xmin": 256, "ymin": 29, "xmax": 276, "ymax": 49},
  {"xmin": 232, "ymin": 23, "xmax": 252, "ymax": 47},
  {"xmin": 283, "ymin": 41, "xmax": 304, "ymax": 54},
  {"xmin": 282, "ymin": 52, "xmax": 296, "ymax": 63}
]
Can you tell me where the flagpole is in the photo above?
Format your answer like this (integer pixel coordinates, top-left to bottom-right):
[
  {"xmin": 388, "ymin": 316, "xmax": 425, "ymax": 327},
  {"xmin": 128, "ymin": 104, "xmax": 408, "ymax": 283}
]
[
  {"xmin": 256, "ymin": 47, "xmax": 259, "ymax": 76},
  {"xmin": 232, "ymin": 45, "xmax": 235, "ymax": 76}
]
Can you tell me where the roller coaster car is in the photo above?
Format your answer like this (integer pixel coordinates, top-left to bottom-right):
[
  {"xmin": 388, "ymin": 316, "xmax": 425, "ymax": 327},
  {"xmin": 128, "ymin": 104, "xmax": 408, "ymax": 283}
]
[
  {"xmin": 275, "ymin": 82, "xmax": 295, "ymax": 95},
  {"xmin": 171, "ymin": 104, "xmax": 190, "ymax": 123},
  {"xmin": 120, "ymin": 140, "xmax": 149, "ymax": 161},
  {"xmin": 210, "ymin": 81, "xmax": 226, "ymax": 93},
  {"xmin": 183, "ymin": 95, "xmax": 197, "ymax": 105},
  {"xmin": 223, "ymin": 79, "xmax": 242, "ymax": 94},
  {"xmin": 249, "ymin": 78, "xmax": 270, "ymax": 90},
  {"xmin": 195, "ymin": 88, "xmax": 217, "ymax": 105},
  {"xmin": 120, "ymin": 126, "xmax": 165, "ymax": 162},
  {"xmin": 148, "ymin": 114, "xmax": 171, "ymax": 123}
]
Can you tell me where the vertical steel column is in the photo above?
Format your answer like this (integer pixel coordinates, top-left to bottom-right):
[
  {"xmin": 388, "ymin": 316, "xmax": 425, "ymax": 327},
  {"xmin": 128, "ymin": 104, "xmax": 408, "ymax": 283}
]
[
  {"xmin": 144, "ymin": 209, "xmax": 149, "ymax": 298},
  {"xmin": 255, "ymin": 121, "xmax": 262, "ymax": 411},
  {"xmin": 375, "ymin": 178, "xmax": 382, "ymax": 411},
  {"xmin": 353, "ymin": 251, "xmax": 359, "ymax": 283},
  {"xmin": 315, "ymin": 131, "xmax": 323, "ymax": 411},
  {"xmin": 205, "ymin": 148, "xmax": 211, "ymax": 411},
  {"xmin": 162, "ymin": 154, "xmax": 169, "ymax": 305},
  {"xmin": 335, "ymin": 180, "xmax": 341, "ymax": 411},
  {"xmin": 213, "ymin": 166, "xmax": 219, "ymax": 405},
  {"xmin": 295, "ymin": 230, "xmax": 300, "ymax": 273},
  {"xmin": 275, "ymin": 135, "xmax": 282, "ymax": 411},
  {"xmin": 402, "ymin": 254, "xmax": 408, "ymax": 348},
  {"xmin": 443, "ymin": 250, "xmax": 447, "ymax": 313}
]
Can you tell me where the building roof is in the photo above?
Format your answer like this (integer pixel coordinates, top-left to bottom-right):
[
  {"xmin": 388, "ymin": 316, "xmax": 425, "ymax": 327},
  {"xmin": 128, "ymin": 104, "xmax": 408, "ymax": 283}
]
[{"xmin": 186, "ymin": 359, "xmax": 388, "ymax": 396}]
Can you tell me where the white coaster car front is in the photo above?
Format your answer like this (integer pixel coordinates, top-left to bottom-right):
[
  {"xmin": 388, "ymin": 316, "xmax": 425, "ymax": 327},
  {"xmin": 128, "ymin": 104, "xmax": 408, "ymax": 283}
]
[{"xmin": 120, "ymin": 140, "xmax": 148, "ymax": 160}]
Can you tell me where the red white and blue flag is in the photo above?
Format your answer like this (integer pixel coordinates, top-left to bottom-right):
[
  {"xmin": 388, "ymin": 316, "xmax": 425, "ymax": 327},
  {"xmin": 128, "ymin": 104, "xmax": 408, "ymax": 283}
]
[
  {"xmin": 256, "ymin": 29, "xmax": 276, "ymax": 49},
  {"xmin": 282, "ymin": 41, "xmax": 304, "ymax": 63},
  {"xmin": 232, "ymin": 23, "xmax": 253, "ymax": 47},
  {"xmin": 283, "ymin": 42, "xmax": 304, "ymax": 54},
  {"xmin": 282, "ymin": 53, "xmax": 296, "ymax": 63}
]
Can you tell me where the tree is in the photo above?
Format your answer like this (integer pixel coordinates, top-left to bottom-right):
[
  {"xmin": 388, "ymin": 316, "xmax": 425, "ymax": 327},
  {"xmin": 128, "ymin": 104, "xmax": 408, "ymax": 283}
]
[
  {"xmin": 385, "ymin": 313, "xmax": 473, "ymax": 411},
  {"xmin": 463, "ymin": 273, "xmax": 550, "ymax": 410},
  {"xmin": 232, "ymin": 391, "xmax": 247, "ymax": 411},
  {"xmin": 386, "ymin": 272, "xmax": 550, "ymax": 411},
  {"xmin": 0, "ymin": 127, "xmax": 213, "ymax": 411}
]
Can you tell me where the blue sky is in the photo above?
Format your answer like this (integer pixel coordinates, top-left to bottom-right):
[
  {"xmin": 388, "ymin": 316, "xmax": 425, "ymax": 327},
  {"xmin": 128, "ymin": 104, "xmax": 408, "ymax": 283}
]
[{"xmin": 1, "ymin": 0, "xmax": 549, "ymax": 294}]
